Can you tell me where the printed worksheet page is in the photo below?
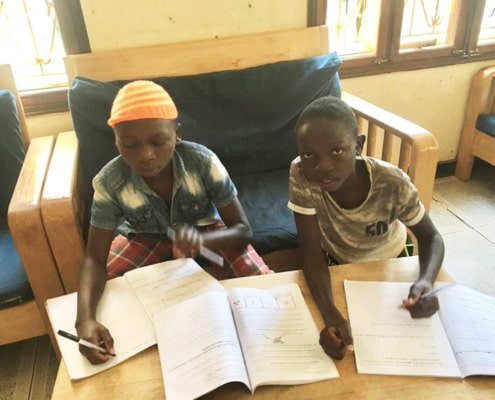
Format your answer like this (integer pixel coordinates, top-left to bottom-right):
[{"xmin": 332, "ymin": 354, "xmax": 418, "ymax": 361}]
[
  {"xmin": 229, "ymin": 283, "xmax": 340, "ymax": 389},
  {"xmin": 438, "ymin": 284, "xmax": 495, "ymax": 377},
  {"xmin": 46, "ymin": 277, "xmax": 156, "ymax": 380},
  {"xmin": 46, "ymin": 258, "xmax": 224, "ymax": 380},
  {"xmin": 124, "ymin": 258, "xmax": 226, "ymax": 319},
  {"xmin": 154, "ymin": 290, "xmax": 250, "ymax": 400},
  {"xmin": 344, "ymin": 280, "xmax": 461, "ymax": 377}
]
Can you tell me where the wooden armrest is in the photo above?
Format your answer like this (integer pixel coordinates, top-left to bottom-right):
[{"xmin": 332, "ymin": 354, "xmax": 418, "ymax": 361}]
[
  {"xmin": 41, "ymin": 130, "xmax": 85, "ymax": 294},
  {"xmin": 0, "ymin": 301, "xmax": 46, "ymax": 346},
  {"xmin": 342, "ymin": 92, "xmax": 439, "ymax": 211},
  {"xmin": 7, "ymin": 136, "xmax": 65, "ymax": 333}
]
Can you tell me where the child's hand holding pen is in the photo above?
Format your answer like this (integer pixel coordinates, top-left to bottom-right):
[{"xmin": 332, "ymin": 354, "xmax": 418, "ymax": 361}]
[
  {"xmin": 167, "ymin": 226, "xmax": 224, "ymax": 266},
  {"xmin": 169, "ymin": 225, "xmax": 202, "ymax": 259},
  {"xmin": 401, "ymin": 282, "xmax": 456, "ymax": 318},
  {"xmin": 71, "ymin": 319, "xmax": 116, "ymax": 364}
]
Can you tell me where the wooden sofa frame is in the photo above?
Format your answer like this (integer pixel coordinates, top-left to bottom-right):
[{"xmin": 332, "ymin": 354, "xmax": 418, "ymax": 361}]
[
  {"xmin": 1, "ymin": 64, "xmax": 64, "ymax": 355},
  {"xmin": 41, "ymin": 25, "xmax": 439, "ymax": 293},
  {"xmin": 455, "ymin": 64, "xmax": 495, "ymax": 181}
]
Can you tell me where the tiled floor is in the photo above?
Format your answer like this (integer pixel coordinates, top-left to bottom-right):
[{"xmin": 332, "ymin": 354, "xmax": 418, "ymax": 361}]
[{"xmin": 429, "ymin": 161, "xmax": 495, "ymax": 296}]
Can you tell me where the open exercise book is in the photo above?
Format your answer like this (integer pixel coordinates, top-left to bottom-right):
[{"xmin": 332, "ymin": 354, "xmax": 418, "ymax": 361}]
[
  {"xmin": 46, "ymin": 258, "xmax": 338, "ymax": 399},
  {"xmin": 344, "ymin": 280, "xmax": 495, "ymax": 378}
]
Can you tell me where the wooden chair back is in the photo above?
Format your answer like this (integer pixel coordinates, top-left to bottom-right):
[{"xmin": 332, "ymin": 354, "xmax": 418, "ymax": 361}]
[{"xmin": 455, "ymin": 65, "xmax": 495, "ymax": 180}]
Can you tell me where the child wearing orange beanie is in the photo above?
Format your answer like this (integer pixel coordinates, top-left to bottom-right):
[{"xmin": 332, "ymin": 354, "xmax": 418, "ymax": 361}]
[{"xmin": 76, "ymin": 80, "xmax": 271, "ymax": 364}]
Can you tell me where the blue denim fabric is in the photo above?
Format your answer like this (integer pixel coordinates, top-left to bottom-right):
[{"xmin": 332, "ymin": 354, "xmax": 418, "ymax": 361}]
[{"xmin": 90, "ymin": 141, "xmax": 237, "ymax": 237}]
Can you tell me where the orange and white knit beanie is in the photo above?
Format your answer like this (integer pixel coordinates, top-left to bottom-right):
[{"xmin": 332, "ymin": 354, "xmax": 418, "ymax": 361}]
[{"xmin": 107, "ymin": 80, "xmax": 178, "ymax": 127}]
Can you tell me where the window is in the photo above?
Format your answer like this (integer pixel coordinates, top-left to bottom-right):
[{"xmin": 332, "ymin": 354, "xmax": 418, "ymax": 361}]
[
  {"xmin": 322, "ymin": 0, "xmax": 495, "ymax": 78},
  {"xmin": 326, "ymin": 0, "xmax": 381, "ymax": 57},
  {"xmin": 0, "ymin": 0, "xmax": 67, "ymax": 90},
  {"xmin": 400, "ymin": 0, "xmax": 454, "ymax": 50},
  {"xmin": 0, "ymin": 0, "xmax": 89, "ymax": 114}
]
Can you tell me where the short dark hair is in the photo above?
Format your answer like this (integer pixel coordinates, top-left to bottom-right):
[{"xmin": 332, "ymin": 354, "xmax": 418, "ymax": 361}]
[{"xmin": 295, "ymin": 96, "xmax": 358, "ymax": 137}]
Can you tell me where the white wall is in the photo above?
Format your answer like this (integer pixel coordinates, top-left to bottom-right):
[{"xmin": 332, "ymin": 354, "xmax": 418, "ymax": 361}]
[
  {"xmin": 341, "ymin": 60, "xmax": 495, "ymax": 162},
  {"xmin": 27, "ymin": 1, "xmax": 495, "ymax": 162},
  {"xmin": 80, "ymin": 0, "xmax": 307, "ymax": 51}
]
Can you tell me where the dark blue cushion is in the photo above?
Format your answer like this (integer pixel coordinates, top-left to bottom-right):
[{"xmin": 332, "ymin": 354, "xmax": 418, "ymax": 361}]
[
  {"xmin": 0, "ymin": 213, "xmax": 33, "ymax": 308},
  {"xmin": 68, "ymin": 53, "xmax": 343, "ymax": 252},
  {"xmin": 69, "ymin": 52, "xmax": 342, "ymax": 199},
  {"xmin": 0, "ymin": 90, "xmax": 25, "ymax": 215},
  {"xmin": 0, "ymin": 91, "xmax": 32, "ymax": 308},
  {"xmin": 233, "ymin": 168, "xmax": 298, "ymax": 254},
  {"xmin": 153, "ymin": 52, "xmax": 342, "ymax": 176},
  {"xmin": 476, "ymin": 114, "xmax": 495, "ymax": 137}
]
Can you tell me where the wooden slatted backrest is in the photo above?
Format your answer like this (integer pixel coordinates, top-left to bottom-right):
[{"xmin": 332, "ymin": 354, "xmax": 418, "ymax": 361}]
[{"xmin": 343, "ymin": 92, "xmax": 438, "ymax": 210}]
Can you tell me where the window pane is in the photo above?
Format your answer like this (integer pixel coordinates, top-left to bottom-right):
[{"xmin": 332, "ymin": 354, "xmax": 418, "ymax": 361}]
[
  {"xmin": 326, "ymin": 0, "xmax": 381, "ymax": 56},
  {"xmin": 400, "ymin": 0, "xmax": 456, "ymax": 50},
  {"xmin": 478, "ymin": 0, "xmax": 495, "ymax": 46},
  {"xmin": 0, "ymin": 0, "xmax": 67, "ymax": 90}
]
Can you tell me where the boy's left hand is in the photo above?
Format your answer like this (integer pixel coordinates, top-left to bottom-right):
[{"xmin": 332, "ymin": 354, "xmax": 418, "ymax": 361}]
[
  {"xmin": 172, "ymin": 225, "xmax": 202, "ymax": 259},
  {"xmin": 319, "ymin": 321, "xmax": 354, "ymax": 360},
  {"xmin": 402, "ymin": 279, "xmax": 439, "ymax": 318}
]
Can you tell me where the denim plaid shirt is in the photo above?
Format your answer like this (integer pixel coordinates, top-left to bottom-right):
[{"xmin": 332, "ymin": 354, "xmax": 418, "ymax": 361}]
[{"xmin": 90, "ymin": 141, "xmax": 237, "ymax": 237}]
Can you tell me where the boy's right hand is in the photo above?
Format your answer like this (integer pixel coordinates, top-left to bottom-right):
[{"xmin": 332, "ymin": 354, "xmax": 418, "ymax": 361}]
[
  {"xmin": 172, "ymin": 225, "xmax": 202, "ymax": 259},
  {"xmin": 76, "ymin": 319, "xmax": 115, "ymax": 364},
  {"xmin": 319, "ymin": 320, "xmax": 354, "ymax": 360}
]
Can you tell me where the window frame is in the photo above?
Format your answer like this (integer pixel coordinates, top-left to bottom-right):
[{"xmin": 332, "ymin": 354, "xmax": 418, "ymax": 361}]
[
  {"xmin": 319, "ymin": 0, "xmax": 495, "ymax": 79},
  {"xmin": 23, "ymin": 0, "xmax": 495, "ymax": 114}
]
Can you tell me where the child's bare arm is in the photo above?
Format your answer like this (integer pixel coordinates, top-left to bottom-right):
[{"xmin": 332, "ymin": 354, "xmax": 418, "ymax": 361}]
[
  {"xmin": 403, "ymin": 213, "xmax": 445, "ymax": 317},
  {"xmin": 173, "ymin": 197, "xmax": 251, "ymax": 258},
  {"xmin": 294, "ymin": 212, "xmax": 353, "ymax": 359},
  {"xmin": 203, "ymin": 197, "xmax": 253, "ymax": 249},
  {"xmin": 75, "ymin": 226, "xmax": 115, "ymax": 364}
]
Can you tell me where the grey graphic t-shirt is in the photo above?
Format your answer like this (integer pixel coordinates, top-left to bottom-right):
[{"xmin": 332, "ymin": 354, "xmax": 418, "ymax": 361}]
[{"xmin": 288, "ymin": 155, "xmax": 424, "ymax": 263}]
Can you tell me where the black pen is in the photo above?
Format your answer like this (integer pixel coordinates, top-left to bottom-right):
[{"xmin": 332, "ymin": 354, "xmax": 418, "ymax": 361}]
[{"xmin": 57, "ymin": 330, "xmax": 115, "ymax": 356}]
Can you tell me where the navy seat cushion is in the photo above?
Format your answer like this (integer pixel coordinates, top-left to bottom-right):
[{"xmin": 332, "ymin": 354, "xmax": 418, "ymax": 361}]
[
  {"xmin": 476, "ymin": 114, "xmax": 495, "ymax": 137},
  {"xmin": 0, "ymin": 217, "xmax": 33, "ymax": 308},
  {"xmin": 0, "ymin": 90, "xmax": 25, "ymax": 215},
  {"xmin": 233, "ymin": 168, "xmax": 298, "ymax": 254},
  {"xmin": 0, "ymin": 91, "xmax": 32, "ymax": 308},
  {"xmin": 68, "ymin": 53, "xmax": 343, "ymax": 253}
]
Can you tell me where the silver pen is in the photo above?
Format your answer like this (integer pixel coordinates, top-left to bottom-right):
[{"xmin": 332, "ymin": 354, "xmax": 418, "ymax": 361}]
[
  {"xmin": 399, "ymin": 282, "xmax": 456, "ymax": 309},
  {"xmin": 420, "ymin": 282, "xmax": 457, "ymax": 299},
  {"xmin": 167, "ymin": 226, "xmax": 224, "ymax": 267}
]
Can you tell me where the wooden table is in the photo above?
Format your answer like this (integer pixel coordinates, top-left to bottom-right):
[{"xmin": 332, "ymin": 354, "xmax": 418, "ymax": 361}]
[{"xmin": 51, "ymin": 256, "xmax": 495, "ymax": 399}]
